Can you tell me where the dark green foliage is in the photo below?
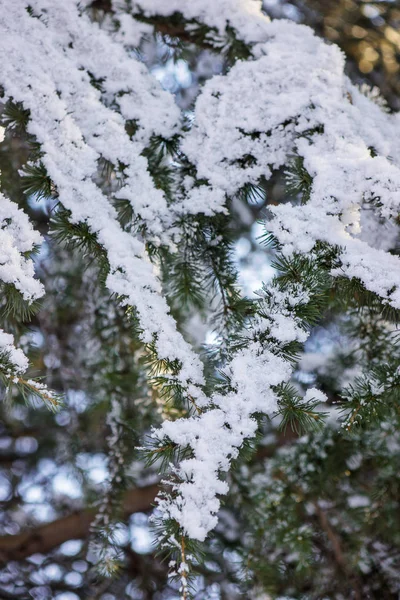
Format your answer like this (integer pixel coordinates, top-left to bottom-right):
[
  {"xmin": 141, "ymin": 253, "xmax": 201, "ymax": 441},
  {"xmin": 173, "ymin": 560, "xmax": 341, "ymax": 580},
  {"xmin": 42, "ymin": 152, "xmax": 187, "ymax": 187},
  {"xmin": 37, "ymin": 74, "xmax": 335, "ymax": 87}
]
[
  {"xmin": 50, "ymin": 207, "xmax": 110, "ymax": 285},
  {"xmin": 169, "ymin": 256, "xmax": 206, "ymax": 310},
  {"xmin": 0, "ymin": 282, "xmax": 41, "ymax": 322},
  {"xmin": 275, "ymin": 383, "xmax": 326, "ymax": 434},
  {"xmin": 142, "ymin": 135, "xmax": 179, "ymax": 203},
  {"xmin": 133, "ymin": 11, "xmax": 251, "ymax": 64},
  {"xmin": 284, "ymin": 156, "xmax": 313, "ymax": 204},
  {"xmin": 20, "ymin": 161, "xmax": 55, "ymax": 201},
  {"xmin": 114, "ymin": 197, "xmax": 135, "ymax": 228},
  {"xmin": 241, "ymin": 424, "xmax": 400, "ymax": 599},
  {"xmin": 341, "ymin": 362, "xmax": 400, "ymax": 432},
  {"xmin": 238, "ymin": 182, "xmax": 267, "ymax": 206},
  {"xmin": 0, "ymin": 348, "xmax": 62, "ymax": 410},
  {"xmin": 333, "ymin": 275, "xmax": 400, "ymax": 323},
  {"xmin": 1, "ymin": 100, "xmax": 30, "ymax": 132},
  {"xmin": 141, "ymin": 436, "xmax": 193, "ymax": 471}
]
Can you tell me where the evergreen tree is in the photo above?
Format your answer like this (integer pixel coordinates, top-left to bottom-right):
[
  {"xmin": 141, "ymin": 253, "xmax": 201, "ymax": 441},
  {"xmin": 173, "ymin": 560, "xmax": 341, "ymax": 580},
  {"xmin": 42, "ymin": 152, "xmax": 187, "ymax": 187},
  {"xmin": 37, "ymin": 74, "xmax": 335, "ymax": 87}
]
[{"xmin": 0, "ymin": 1, "xmax": 399, "ymax": 599}]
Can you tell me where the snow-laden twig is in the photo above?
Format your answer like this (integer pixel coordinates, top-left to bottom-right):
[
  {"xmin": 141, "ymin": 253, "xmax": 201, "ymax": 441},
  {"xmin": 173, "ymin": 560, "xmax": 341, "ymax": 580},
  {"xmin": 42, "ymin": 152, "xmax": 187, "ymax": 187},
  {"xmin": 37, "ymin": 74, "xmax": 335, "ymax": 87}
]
[
  {"xmin": 0, "ymin": 330, "xmax": 61, "ymax": 410},
  {"xmin": 31, "ymin": 0, "xmax": 180, "ymax": 236},
  {"xmin": 153, "ymin": 280, "xmax": 325, "ymax": 541},
  {"xmin": 0, "ymin": 0, "xmax": 206, "ymax": 398},
  {"xmin": 181, "ymin": 20, "xmax": 400, "ymax": 306}
]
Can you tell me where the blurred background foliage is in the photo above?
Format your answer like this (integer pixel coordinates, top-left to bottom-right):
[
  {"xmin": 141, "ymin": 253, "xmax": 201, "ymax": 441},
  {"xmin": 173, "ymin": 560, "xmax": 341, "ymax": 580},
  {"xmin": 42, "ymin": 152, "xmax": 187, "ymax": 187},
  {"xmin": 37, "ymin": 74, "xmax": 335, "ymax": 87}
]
[{"xmin": 266, "ymin": 0, "xmax": 400, "ymax": 108}]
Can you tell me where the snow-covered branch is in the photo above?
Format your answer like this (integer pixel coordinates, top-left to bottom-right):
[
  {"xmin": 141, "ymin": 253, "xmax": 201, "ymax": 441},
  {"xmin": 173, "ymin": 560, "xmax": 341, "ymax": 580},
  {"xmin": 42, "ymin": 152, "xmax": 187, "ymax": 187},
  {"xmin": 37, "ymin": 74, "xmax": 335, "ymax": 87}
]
[
  {"xmin": 153, "ymin": 262, "xmax": 328, "ymax": 541},
  {"xmin": 0, "ymin": 0, "xmax": 206, "ymax": 399},
  {"xmin": 182, "ymin": 20, "xmax": 400, "ymax": 306}
]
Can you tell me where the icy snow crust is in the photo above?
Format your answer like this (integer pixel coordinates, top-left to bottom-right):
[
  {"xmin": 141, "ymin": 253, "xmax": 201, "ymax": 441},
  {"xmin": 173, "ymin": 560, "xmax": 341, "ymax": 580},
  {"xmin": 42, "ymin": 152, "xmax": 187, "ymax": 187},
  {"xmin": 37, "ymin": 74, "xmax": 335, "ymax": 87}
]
[{"xmin": 0, "ymin": 0, "xmax": 399, "ymax": 542}]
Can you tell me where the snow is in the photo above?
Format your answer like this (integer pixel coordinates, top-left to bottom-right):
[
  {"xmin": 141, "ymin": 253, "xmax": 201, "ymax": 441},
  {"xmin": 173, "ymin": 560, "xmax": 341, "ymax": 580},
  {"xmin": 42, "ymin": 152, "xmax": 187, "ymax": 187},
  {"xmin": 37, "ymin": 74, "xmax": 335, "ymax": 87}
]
[
  {"xmin": 303, "ymin": 388, "xmax": 328, "ymax": 404},
  {"xmin": 348, "ymin": 495, "xmax": 370, "ymax": 509},
  {"xmin": 0, "ymin": 329, "xmax": 29, "ymax": 374},
  {"xmin": 21, "ymin": 0, "xmax": 180, "ymax": 235},
  {"xmin": 0, "ymin": 191, "xmax": 44, "ymax": 301},
  {"xmin": 110, "ymin": 3, "xmax": 154, "ymax": 47}
]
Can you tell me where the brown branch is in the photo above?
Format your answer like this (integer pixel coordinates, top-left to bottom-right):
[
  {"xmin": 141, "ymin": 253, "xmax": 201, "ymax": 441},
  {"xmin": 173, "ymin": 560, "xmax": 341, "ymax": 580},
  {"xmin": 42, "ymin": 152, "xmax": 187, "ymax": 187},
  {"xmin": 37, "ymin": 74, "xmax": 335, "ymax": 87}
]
[
  {"xmin": 313, "ymin": 501, "xmax": 362, "ymax": 600},
  {"xmin": 0, "ymin": 483, "xmax": 159, "ymax": 565},
  {"xmin": 313, "ymin": 501, "xmax": 346, "ymax": 569}
]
